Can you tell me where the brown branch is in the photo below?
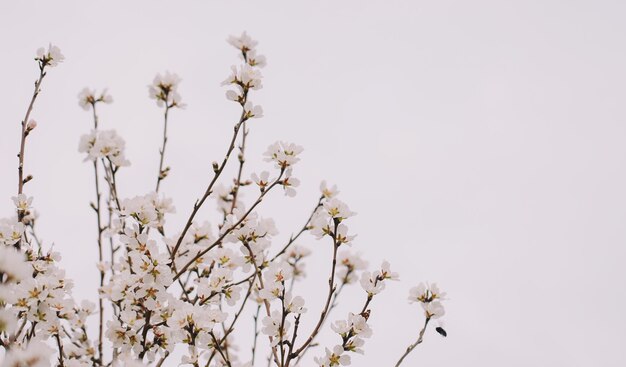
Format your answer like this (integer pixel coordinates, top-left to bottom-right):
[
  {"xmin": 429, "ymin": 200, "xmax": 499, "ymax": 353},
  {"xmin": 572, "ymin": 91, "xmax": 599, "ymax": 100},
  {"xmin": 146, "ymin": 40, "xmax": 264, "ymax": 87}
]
[
  {"xmin": 394, "ymin": 317, "xmax": 431, "ymax": 367},
  {"xmin": 17, "ymin": 65, "xmax": 46, "ymax": 198},
  {"xmin": 292, "ymin": 272, "xmax": 351, "ymax": 365},
  {"xmin": 155, "ymin": 351, "xmax": 170, "ymax": 367},
  {"xmin": 172, "ymin": 169, "xmax": 284, "ymax": 281},
  {"xmin": 89, "ymin": 102, "xmax": 106, "ymax": 366},
  {"xmin": 270, "ymin": 196, "xmax": 323, "ymax": 263},
  {"xmin": 229, "ymin": 121, "xmax": 248, "ymax": 214},
  {"xmin": 170, "ymin": 89, "xmax": 250, "ymax": 262},
  {"xmin": 54, "ymin": 333, "xmax": 66, "ymax": 367},
  {"xmin": 241, "ymin": 241, "xmax": 281, "ymax": 367},
  {"xmin": 155, "ymin": 106, "xmax": 170, "ymax": 192},
  {"xmin": 286, "ymin": 221, "xmax": 340, "ymax": 365},
  {"xmin": 251, "ymin": 304, "xmax": 262, "ymax": 366}
]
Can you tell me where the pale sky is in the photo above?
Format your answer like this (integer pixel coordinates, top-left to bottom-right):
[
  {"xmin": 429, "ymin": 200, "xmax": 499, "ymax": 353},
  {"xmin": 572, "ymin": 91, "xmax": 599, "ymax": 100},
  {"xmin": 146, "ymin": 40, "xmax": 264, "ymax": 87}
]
[{"xmin": 1, "ymin": 1, "xmax": 626, "ymax": 366}]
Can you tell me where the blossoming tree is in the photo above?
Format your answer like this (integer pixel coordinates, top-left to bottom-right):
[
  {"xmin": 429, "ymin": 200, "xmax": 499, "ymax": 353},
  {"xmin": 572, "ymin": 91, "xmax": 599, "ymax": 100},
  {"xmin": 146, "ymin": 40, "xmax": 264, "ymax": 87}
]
[{"xmin": 0, "ymin": 33, "xmax": 447, "ymax": 367}]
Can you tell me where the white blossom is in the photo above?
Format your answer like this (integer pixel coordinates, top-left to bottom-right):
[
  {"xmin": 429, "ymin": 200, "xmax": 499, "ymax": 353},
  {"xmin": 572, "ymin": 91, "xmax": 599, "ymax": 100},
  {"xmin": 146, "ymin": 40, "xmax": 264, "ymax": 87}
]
[
  {"xmin": 11, "ymin": 193, "xmax": 33, "ymax": 212},
  {"xmin": 261, "ymin": 311, "xmax": 290, "ymax": 345},
  {"xmin": 314, "ymin": 345, "xmax": 351, "ymax": 367},
  {"xmin": 1, "ymin": 340, "xmax": 54, "ymax": 367},
  {"xmin": 285, "ymin": 293, "xmax": 307, "ymax": 314},
  {"xmin": 0, "ymin": 246, "xmax": 31, "ymax": 281},
  {"xmin": 36, "ymin": 43, "xmax": 64, "ymax": 67},
  {"xmin": 227, "ymin": 31, "xmax": 258, "ymax": 53},
  {"xmin": 78, "ymin": 129, "xmax": 130, "ymax": 167},
  {"xmin": 320, "ymin": 180, "xmax": 340, "ymax": 199},
  {"xmin": 148, "ymin": 72, "xmax": 184, "ymax": 108},
  {"xmin": 280, "ymin": 168, "xmax": 300, "ymax": 197},
  {"xmin": 78, "ymin": 87, "xmax": 113, "ymax": 110},
  {"xmin": 337, "ymin": 251, "xmax": 368, "ymax": 284},
  {"xmin": 243, "ymin": 101, "xmax": 263, "ymax": 119},
  {"xmin": 264, "ymin": 141, "xmax": 303, "ymax": 169}
]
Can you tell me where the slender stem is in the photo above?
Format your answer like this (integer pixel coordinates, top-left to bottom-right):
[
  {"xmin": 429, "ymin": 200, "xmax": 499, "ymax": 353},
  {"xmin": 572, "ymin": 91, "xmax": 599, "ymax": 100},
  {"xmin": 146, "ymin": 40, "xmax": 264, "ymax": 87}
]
[
  {"xmin": 17, "ymin": 65, "xmax": 46, "ymax": 198},
  {"xmin": 211, "ymin": 275, "xmax": 257, "ymax": 357},
  {"xmin": 293, "ymin": 275, "xmax": 349, "ymax": 365},
  {"xmin": 241, "ymin": 241, "xmax": 281, "ymax": 366},
  {"xmin": 102, "ymin": 158, "xmax": 122, "ymax": 211},
  {"xmin": 170, "ymin": 89, "xmax": 250, "ymax": 261},
  {"xmin": 55, "ymin": 333, "xmax": 66, "ymax": 367},
  {"xmin": 270, "ymin": 197, "xmax": 323, "ymax": 262},
  {"xmin": 229, "ymin": 121, "xmax": 248, "ymax": 214},
  {"xmin": 89, "ymin": 103, "xmax": 106, "ymax": 366},
  {"xmin": 286, "ymin": 314, "xmax": 301, "ymax": 367},
  {"xmin": 394, "ymin": 317, "xmax": 431, "ymax": 367},
  {"xmin": 287, "ymin": 221, "xmax": 340, "ymax": 364},
  {"xmin": 138, "ymin": 310, "xmax": 152, "ymax": 359},
  {"xmin": 155, "ymin": 352, "xmax": 170, "ymax": 367},
  {"xmin": 278, "ymin": 289, "xmax": 287, "ymax": 367},
  {"xmin": 251, "ymin": 304, "xmax": 261, "ymax": 365},
  {"xmin": 172, "ymin": 169, "xmax": 284, "ymax": 281},
  {"xmin": 155, "ymin": 106, "xmax": 170, "ymax": 192},
  {"xmin": 210, "ymin": 332, "xmax": 232, "ymax": 367}
]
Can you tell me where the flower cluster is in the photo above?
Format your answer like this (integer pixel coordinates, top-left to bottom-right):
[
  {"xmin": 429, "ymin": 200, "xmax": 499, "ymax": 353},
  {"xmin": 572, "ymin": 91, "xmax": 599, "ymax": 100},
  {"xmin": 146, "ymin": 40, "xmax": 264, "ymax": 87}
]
[
  {"xmin": 78, "ymin": 88, "xmax": 113, "ymax": 110},
  {"xmin": 0, "ymin": 213, "xmax": 97, "ymax": 367},
  {"xmin": 35, "ymin": 43, "xmax": 64, "ymax": 68},
  {"xmin": 78, "ymin": 129, "xmax": 130, "ymax": 167},
  {"xmin": 223, "ymin": 32, "xmax": 265, "ymax": 110},
  {"xmin": 148, "ymin": 72, "xmax": 184, "ymax": 108},
  {"xmin": 120, "ymin": 193, "xmax": 175, "ymax": 229},
  {"xmin": 314, "ymin": 261, "xmax": 398, "ymax": 367},
  {"xmin": 0, "ymin": 217, "xmax": 25, "ymax": 246},
  {"xmin": 1, "ymin": 36, "xmax": 447, "ymax": 367},
  {"xmin": 310, "ymin": 197, "xmax": 356, "ymax": 246},
  {"xmin": 408, "ymin": 283, "xmax": 447, "ymax": 319}
]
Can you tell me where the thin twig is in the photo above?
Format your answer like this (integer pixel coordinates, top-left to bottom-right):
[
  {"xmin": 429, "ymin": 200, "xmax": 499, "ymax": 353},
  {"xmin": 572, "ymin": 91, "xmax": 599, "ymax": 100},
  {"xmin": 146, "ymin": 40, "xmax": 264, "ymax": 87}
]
[
  {"xmin": 89, "ymin": 103, "xmax": 106, "ymax": 366},
  {"xmin": 251, "ymin": 304, "xmax": 261, "ymax": 365},
  {"xmin": 293, "ymin": 273, "xmax": 350, "ymax": 365},
  {"xmin": 172, "ymin": 169, "xmax": 284, "ymax": 281},
  {"xmin": 394, "ymin": 317, "xmax": 431, "ymax": 367},
  {"xmin": 55, "ymin": 333, "xmax": 66, "ymax": 367},
  {"xmin": 286, "ymin": 221, "xmax": 340, "ymax": 366},
  {"xmin": 170, "ymin": 89, "xmax": 250, "ymax": 261},
  {"xmin": 17, "ymin": 65, "xmax": 46, "ymax": 198},
  {"xmin": 229, "ymin": 121, "xmax": 248, "ymax": 214},
  {"xmin": 155, "ymin": 106, "xmax": 170, "ymax": 192},
  {"xmin": 270, "ymin": 197, "xmax": 323, "ymax": 262}
]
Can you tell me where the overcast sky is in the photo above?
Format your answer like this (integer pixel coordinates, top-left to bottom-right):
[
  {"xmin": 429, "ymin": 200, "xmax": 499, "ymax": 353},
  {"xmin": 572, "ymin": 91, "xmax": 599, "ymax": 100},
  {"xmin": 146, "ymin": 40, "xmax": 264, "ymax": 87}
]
[{"xmin": 2, "ymin": 1, "xmax": 626, "ymax": 366}]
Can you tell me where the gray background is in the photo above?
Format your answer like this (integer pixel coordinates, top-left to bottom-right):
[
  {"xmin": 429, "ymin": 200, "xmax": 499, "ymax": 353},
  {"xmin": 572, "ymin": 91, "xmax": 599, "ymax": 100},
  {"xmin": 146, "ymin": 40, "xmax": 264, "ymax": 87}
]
[{"xmin": 1, "ymin": 1, "xmax": 625, "ymax": 366}]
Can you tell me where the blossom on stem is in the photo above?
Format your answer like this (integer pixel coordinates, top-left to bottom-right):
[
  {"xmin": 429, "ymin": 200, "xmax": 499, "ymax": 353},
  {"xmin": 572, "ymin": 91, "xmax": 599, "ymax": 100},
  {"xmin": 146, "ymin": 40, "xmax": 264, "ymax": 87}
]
[
  {"xmin": 261, "ymin": 311, "xmax": 290, "ymax": 346},
  {"xmin": 280, "ymin": 168, "xmax": 300, "ymax": 197},
  {"xmin": 314, "ymin": 345, "xmax": 351, "ymax": 367},
  {"xmin": 78, "ymin": 88, "xmax": 113, "ymax": 110},
  {"xmin": 78, "ymin": 129, "xmax": 130, "ymax": 167},
  {"xmin": 323, "ymin": 198, "xmax": 356, "ymax": 222},
  {"xmin": 0, "ymin": 245, "xmax": 31, "ymax": 281},
  {"xmin": 148, "ymin": 72, "xmax": 184, "ymax": 108},
  {"xmin": 408, "ymin": 283, "xmax": 447, "ymax": 320},
  {"xmin": 11, "ymin": 194, "xmax": 33, "ymax": 212},
  {"xmin": 251, "ymin": 171, "xmax": 271, "ymax": 192},
  {"xmin": 0, "ymin": 218, "xmax": 25, "ymax": 246},
  {"xmin": 227, "ymin": 31, "xmax": 258, "ymax": 53},
  {"xmin": 243, "ymin": 101, "xmax": 263, "ymax": 119},
  {"xmin": 36, "ymin": 43, "xmax": 64, "ymax": 67},
  {"xmin": 320, "ymin": 180, "xmax": 340, "ymax": 199},
  {"xmin": 336, "ymin": 251, "xmax": 368, "ymax": 284},
  {"xmin": 1, "ymin": 340, "xmax": 54, "ymax": 367},
  {"xmin": 263, "ymin": 141, "xmax": 303, "ymax": 169}
]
